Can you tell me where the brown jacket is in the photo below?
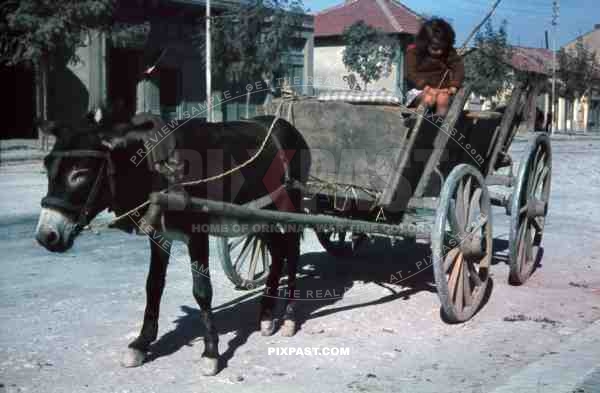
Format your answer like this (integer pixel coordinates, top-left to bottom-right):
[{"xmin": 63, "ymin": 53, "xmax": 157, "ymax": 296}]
[{"xmin": 406, "ymin": 45, "xmax": 464, "ymax": 90}]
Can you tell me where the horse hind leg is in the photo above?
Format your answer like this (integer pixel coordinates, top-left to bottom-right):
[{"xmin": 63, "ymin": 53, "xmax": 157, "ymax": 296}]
[
  {"xmin": 260, "ymin": 233, "xmax": 285, "ymax": 336},
  {"xmin": 188, "ymin": 233, "xmax": 219, "ymax": 376},
  {"xmin": 122, "ymin": 239, "xmax": 170, "ymax": 368}
]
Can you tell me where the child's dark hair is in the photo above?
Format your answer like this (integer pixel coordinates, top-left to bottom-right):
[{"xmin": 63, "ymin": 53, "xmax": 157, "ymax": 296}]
[{"xmin": 415, "ymin": 18, "xmax": 456, "ymax": 62}]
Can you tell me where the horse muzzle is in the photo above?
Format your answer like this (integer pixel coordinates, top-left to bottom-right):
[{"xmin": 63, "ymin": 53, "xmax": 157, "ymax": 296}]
[{"xmin": 35, "ymin": 208, "xmax": 80, "ymax": 252}]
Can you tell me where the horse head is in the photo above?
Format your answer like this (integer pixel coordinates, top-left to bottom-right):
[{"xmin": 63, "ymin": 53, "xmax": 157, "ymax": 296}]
[{"xmin": 35, "ymin": 109, "xmax": 164, "ymax": 252}]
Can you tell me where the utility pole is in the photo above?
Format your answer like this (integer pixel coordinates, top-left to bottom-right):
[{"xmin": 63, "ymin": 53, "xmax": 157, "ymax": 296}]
[
  {"xmin": 206, "ymin": 0, "xmax": 212, "ymax": 122},
  {"xmin": 551, "ymin": 0, "xmax": 559, "ymax": 134}
]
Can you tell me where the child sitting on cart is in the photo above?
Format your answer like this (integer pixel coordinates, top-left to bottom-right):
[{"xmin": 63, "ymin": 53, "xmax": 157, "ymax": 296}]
[{"xmin": 405, "ymin": 18, "xmax": 464, "ymax": 116}]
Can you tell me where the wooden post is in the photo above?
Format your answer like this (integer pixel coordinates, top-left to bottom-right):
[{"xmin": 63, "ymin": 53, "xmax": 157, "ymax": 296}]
[{"xmin": 206, "ymin": 0, "xmax": 213, "ymax": 122}]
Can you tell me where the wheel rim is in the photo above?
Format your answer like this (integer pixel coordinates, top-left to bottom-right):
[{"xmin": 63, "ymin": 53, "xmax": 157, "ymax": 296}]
[
  {"xmin": 509, "ymin": 134, "xmax": 551, "ymax": 284},
  {"xmin": 316, "ymin": 230, "xmax": 365, "ymax": 257},
  {"xmin": 433, "ymin": 164, "xmax": 492, "ymax": 322},
  {"xmin": 218, "ymin": 233, "xmax": 271, "ymax": 289}
]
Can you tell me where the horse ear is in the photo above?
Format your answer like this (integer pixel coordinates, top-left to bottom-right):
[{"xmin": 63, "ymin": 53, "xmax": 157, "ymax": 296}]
[
  {"xmin": 94, "ymin": 108, "xmax": 103, "ymax": 124},
  {"xmin": 100, "ymin": 113, "xmax": 165, "ymax": 152},
  {"xmin": 37, "ymin": 120, "xmax": 61, "ymax": 137}
]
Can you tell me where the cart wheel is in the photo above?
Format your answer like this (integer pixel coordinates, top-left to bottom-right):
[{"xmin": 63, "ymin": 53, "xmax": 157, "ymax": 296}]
[
  {"xmin": 217, "ymin": 234, "xmax": 271, "ymax": 290},
  {"xmin": 432, "ymin": 164, "xmax": 493, "ymax": 323},
  {"xmin": 316, "ymin": 230, "xmax": 366, "ymax": 257},
  {"xmin": 509, "ymin": 133, "xmax": 552, "ymax": 285}
]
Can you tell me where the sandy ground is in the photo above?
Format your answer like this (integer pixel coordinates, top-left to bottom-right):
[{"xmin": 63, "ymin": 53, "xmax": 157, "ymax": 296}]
[{"xmin": 1, "ymin": 137, "xmax": 600, "ymax": 393}]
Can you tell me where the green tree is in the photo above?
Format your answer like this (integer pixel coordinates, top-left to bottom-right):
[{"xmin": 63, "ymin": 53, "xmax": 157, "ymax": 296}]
[
  {"xmin": 558, "ymin": 37, "xmax": 598, "ymax": 100},
  {"xmin": 464, "ymin": 19, "xmax": 513, "ymax": 99},
  {"xmin": 201, "ymin": 0, "xmax": 305, "ymax": 89},
  {"xmin": 0, "ymin": 0, "xmax": 114, "ymax": 66},
  {"xmin": 342, "ymin": 21, "xmax": 396, "ymax": 91}
]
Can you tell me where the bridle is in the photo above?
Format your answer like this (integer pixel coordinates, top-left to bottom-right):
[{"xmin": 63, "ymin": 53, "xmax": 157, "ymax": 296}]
[{"xmin": 41, "ymin": 150, "xmax": 117, "ymax": 229}]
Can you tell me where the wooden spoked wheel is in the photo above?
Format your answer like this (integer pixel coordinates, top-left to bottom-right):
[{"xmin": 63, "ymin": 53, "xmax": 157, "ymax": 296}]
[
  {"xmin": 217, "ymin": 233, "xmax": 271, "ymax": 290},
  {"xmin": 432, "ymin": 164, "xmax": 492, "ymax": 323},
  {"xmin": 316, "ymin": 230, "xmax": 366, "ymax": 257},
  {"xmin": 509, "ymin": 133, "xmax": 552, "ymax": 285}
]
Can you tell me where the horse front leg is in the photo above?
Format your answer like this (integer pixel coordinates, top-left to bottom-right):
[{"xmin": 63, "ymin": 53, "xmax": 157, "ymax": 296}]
[
  {"xmin": 122, "ymin": 238, "xmax": 170, "ymax": 367},
  {"xmin": 188, "ymin": 233, "xmax": 219, "ymax": 376},
  {"xmin": 281, "ymin": 231, "xmax": 300, "ymax": 337}
]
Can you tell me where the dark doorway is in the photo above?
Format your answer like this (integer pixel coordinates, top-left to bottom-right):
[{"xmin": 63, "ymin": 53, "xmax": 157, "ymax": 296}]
[
  {"xmin": 0, "ymin": 64, "xmax": 36, "ymax": 139},
  {"xmin": 108, "ymin": 47, "xmax": 142, "ymax": 121}
]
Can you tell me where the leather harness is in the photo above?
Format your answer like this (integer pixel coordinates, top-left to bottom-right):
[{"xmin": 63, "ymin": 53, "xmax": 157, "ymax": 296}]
[{"xmin": 41, "ymin": 150, "xmax": 118, "ymax": 228}]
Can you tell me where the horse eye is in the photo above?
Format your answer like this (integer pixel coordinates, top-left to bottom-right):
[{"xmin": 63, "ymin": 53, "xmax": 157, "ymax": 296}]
[{"xmin": 67, "ymin": 168, "xmax": 91, "ymax": 188}]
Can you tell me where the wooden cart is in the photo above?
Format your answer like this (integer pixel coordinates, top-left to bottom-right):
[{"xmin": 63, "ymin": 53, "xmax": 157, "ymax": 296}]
[{"xmin": 151, "ymin": 83, "xmax": 552, "ymax": 323}]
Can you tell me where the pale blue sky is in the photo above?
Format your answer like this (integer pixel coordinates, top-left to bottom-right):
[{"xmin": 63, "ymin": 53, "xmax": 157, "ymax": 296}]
[{"xmin": 303, "ymin": 0, "xmax": 599, "ymax": 48}]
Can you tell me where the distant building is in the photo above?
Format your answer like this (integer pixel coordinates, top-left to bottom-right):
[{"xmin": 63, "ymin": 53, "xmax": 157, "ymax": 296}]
[
  {"xmin": 1, "ymin": 0, "xmax": 314, "ymax": 139},
  {"xmin": 465, "ymin": 46, "xmax": 554, "ymax": 132},
  {"xmin": 313, "ymin": 0, "xmax": 421, "ymax": 95},
  {"xmin": 509, "ymin": 46, "xmax": 554, "ymax": 132},
  {"xmin": 557, "ymin": 24, "xmax": 600, "ymax": 133}
]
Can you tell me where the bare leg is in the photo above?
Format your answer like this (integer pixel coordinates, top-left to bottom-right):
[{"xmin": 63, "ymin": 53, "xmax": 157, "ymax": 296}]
[
  {"xmin": 422, "ymin": 90, "xmax": 437, "ymax": 109},
  {"xmin": 436, "ymin": 91, "xmax": 450, "ymax": 116},
  {"xmin": 188, "ymin": 233, "xmax": 219, "ymax": 376},
  {"xmin": 122, "ymin": 239, "xmax": 170, "ymax": 367}
]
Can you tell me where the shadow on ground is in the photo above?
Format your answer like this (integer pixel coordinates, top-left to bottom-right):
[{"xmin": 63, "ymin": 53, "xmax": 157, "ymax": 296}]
[{"xmin": 145, "ymin": 236, "xmax": 510, "ymax": 371}]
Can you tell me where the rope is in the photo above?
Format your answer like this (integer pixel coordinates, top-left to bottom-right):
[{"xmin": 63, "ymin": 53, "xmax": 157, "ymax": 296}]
[{"xmin": 174, "ymin": 98, "xmax": 287, "ymax": 188}]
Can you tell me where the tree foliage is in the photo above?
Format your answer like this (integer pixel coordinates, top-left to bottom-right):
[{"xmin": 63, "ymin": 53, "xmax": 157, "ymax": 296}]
[
  {"xmin": 557, "ymin": 37, "xmax": 598, "ymax": 100},
  {"xmin": 342, "ymin": 21, "xmax": 396, "ymax": 90},
  {"xmin": 464, "ymin": 19, "xmax": 513, "ymax": 98},
  {"xmin": 200, "ymin": 0, "xmax": 305, "ymax": 88},
  {"xmin": 0, "ymin": 0, "xmax": 115, "ymax": 66}
]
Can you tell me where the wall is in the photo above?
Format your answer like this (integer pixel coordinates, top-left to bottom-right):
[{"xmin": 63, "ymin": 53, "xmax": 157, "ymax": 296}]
[{"xmin": 313, "ymin": 43, "xmax": 403, "ymax": 95}]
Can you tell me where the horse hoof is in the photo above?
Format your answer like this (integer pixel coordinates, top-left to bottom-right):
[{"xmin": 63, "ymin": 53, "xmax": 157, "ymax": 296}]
[
  {"xmin": 200, "ymin": 356, "xmax": 219, "ymax": 376},
  {"xmin": 260, "ymin": 319, "xmax": 276, "ymax": 336},
  {"xmin": 121, "ymin": 348, "xmax": 146, "ymax": 368},
  {"xmin": 280, "ymin": 319, "xmax": 296, "ymax": 337}
]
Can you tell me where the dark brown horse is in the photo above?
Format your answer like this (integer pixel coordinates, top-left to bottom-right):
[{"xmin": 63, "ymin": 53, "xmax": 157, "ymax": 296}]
[{"xmin": 34, "ymin": 110, "xmax": 310, "ymax": 375}]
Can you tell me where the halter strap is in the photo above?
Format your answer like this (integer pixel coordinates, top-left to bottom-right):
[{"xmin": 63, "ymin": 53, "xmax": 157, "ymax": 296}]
[{"xmin": 42, "ymin": 150, "xmax": 117, "ymax": 228}]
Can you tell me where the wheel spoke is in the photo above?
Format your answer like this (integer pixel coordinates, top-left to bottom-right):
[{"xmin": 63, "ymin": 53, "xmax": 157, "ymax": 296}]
[
  {"xmin": 463, "ymin": 261, "xmax": 473, "ymax": 307},
  {"xmin": 229, "ymin": 236, "xmax": 246, "ymax": 251},
  {"xmin": 533, "ymin": 166, "xmax": 549, "ymax": 197},
  {"xmin": 234, "ymin": 236, "xmax": 254, "ymax": 271},
  {"xmin": 467, "ymin": 188, "xmax": 482, "ymax": 229},
  {"xmin": 443, "ymin": 248, "xmax": 461, "ymax": 273},
  {"xmin": 247, "ymin": 238, "xmax": 260, "ymax": 279},
  {"xmin": 467, "ymin": 213, "xmax": 488, "ymax": 235},
  {"xmin": 449, "ymin": 200, "xmax": 463, "ymax": 236},
  {"xmin": 448, "ymin": 252, "xmax": 463, "ymax": 295},
  {"xmin": 526, "ymin": 221, "xmax": 536, "ymax": 263},
  {"xmin": 528, "ymin": 147, "xmax": 543, "ymax": 191},
  {"xmin": 455, "ymin": 257, "xmax": 464, "ymax": 311},
  {"xmin": 260, "ymin": 242, "xmax": 269, "ymax": 273},
  {"xmin": 466, "ymin": 260, "xmax": 483, "ymax": 287},
  {"xmin": 517, "ymin": 220, "xmax": 530, "ymax": 274}
]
